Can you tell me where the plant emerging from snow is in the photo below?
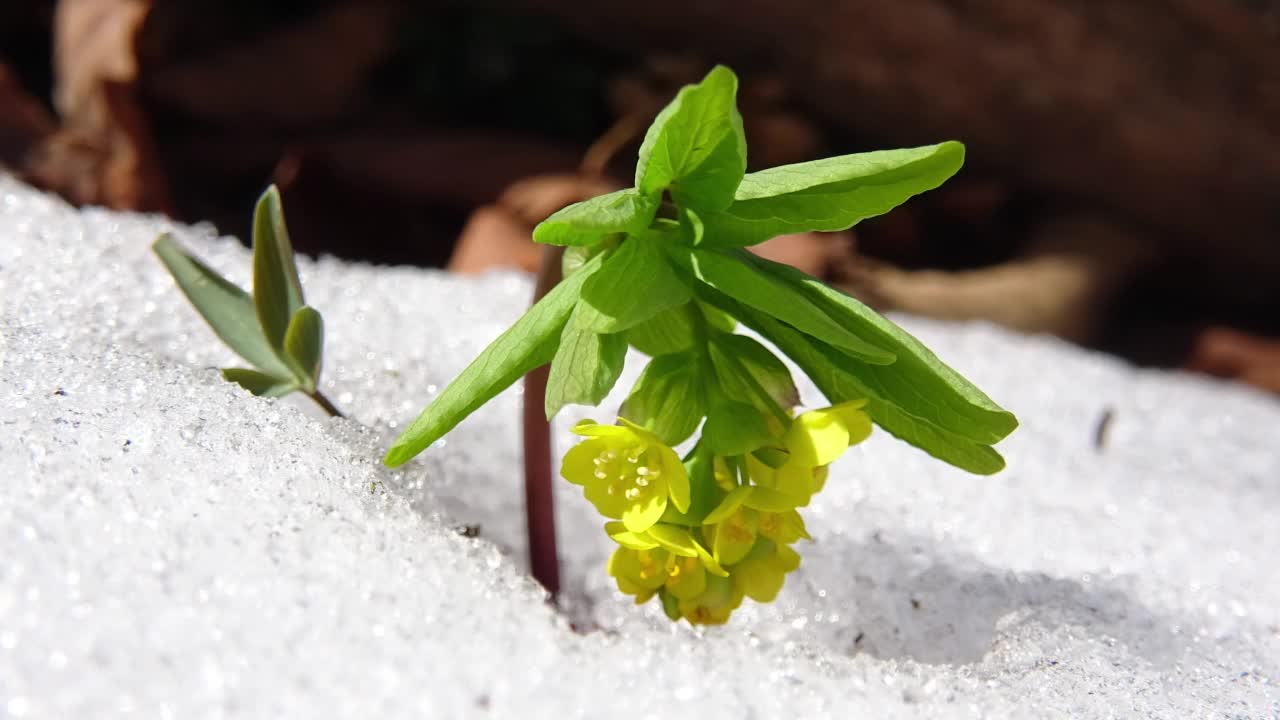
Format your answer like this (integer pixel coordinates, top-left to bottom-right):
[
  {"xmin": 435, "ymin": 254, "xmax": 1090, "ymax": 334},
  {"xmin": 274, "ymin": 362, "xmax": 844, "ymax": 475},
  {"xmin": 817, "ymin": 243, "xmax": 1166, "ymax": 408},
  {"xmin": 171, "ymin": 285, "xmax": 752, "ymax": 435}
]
[
  {"xmin": 385, "ymin": 65, "xmax": 1017, "ymax": 624},
  {"xmin": 153, "ymin": 188, "xmax": 342, "ymax": 417}
]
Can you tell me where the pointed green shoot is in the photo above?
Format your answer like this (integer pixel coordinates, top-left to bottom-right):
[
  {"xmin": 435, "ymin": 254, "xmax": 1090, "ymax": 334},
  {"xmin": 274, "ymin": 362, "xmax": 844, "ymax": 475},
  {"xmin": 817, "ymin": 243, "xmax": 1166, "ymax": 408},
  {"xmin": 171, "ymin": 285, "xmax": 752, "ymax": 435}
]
[
  {"xmin": 221, "ymin": 368, "xmax": 297, "ymax": 397},
  {"xmin": 283, "ymin": 306, "xmax": 324, "ymax": 393},
  {"xmin": 152, "ymin": 234, "xmax": 292, "ymax": 378},
  {"xmin": 252, "ymin": 185, "xmax": 306, "ymax": 350}
]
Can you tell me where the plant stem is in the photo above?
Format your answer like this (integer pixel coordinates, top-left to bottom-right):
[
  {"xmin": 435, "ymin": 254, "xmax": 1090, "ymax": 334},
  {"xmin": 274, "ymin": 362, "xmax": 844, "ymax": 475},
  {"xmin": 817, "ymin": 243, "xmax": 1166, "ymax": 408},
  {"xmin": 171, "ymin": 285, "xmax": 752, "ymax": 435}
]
[
  {"xmin": 306, "ymin": 390, "xmax": 345, "ymax": 418},
  {"xmin": 523, "ymin": 245, "xmax": 564, "ymax": 599}
]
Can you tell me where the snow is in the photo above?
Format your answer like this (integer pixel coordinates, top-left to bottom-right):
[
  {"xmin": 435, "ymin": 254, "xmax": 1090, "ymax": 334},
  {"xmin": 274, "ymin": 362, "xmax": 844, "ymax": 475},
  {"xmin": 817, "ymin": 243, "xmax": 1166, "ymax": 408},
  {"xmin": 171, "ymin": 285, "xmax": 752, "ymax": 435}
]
[{"xmin": 1, "ymin": 175, "xmax": 1277, "ymax": 718}]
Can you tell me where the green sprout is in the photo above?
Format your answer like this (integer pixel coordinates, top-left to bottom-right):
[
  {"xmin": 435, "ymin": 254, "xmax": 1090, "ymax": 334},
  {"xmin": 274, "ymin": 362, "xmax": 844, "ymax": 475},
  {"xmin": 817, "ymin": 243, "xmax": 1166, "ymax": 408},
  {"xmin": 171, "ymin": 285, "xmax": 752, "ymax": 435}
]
[
  {"xmin": 153, "ymin": 186, "xmax": 342, "ymax": 417},
  {"xmin": 386, "ymin": 65, "xmax": 1016, "ymax": 624}
]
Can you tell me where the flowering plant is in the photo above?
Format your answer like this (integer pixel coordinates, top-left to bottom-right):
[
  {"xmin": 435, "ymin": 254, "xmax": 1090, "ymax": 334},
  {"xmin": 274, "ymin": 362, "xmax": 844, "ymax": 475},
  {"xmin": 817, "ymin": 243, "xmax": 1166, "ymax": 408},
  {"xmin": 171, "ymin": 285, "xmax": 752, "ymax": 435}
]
[{"xmin": 385, "ymin": 66, "xmax": 1017, "ymax": 623}]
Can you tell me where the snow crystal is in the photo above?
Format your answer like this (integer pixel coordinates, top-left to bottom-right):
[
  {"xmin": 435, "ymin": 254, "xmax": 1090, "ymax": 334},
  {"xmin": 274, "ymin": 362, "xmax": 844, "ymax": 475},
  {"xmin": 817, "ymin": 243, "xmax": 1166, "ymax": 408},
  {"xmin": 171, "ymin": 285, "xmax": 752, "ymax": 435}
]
[{"xmin": 1, "ymin": 175, "xmax": 1276, "ymax": 718}]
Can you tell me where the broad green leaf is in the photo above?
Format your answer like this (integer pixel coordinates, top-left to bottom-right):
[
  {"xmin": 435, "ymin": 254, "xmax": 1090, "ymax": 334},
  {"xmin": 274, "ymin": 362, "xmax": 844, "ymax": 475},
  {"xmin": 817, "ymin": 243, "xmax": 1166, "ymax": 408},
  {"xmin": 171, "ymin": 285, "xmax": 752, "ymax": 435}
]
[
  {"xmin": 670, "ymin": 246, "xmax": 896, "ymax": 365},
  {"xmin": 743, "ymin": 250, "xmax": 1017, "ymax": 443},
  {"xmin": 708, "ymin": 333, "xmax": 800, "ymax": 410},
  {"xmin": 710, "ymin": 292, "xmax": 1007, "ymax": 474},
  {"xmin": 697, "ymin": 142, "xmax": 965, "ymax": 247},
  {"xmin": 562, "ymin": 240, "xmax": 616, "ymax": 278},
  {"xmin": 635, "ymin": 65, "xmax": 746, "ymax": 210},
  {"xmin": 252, "ymin": 185, "xmax": 306, "ymax": 349},
  {"xmin": 283, "ymin": 306, "xmax": 324, "ymax": 392},
  {"xmin": 702, "ymin": 401, "xmax": 776, "ymax": 456},
  {"xmin": 576, "ymin": 237, "xmax": 692, "ymax": 333},
  {"xmin": 385, "ymin": 253, "xmax": 605, "ymax": 466},
  {"xmin": 533, "ymin": 189, "xmax": 660, "ymax": 247},
  {"xmin": 627, "ymin": 306, "xmax": 696, "ymax": 356},
  {"xmin": 627, "ymin": 302, "xmax": 735, "ymax": 356},
  {"xmin": 544, "ymin": 306, "xmax": 628, "ymax": 418},
  {"xmin": 152, "ymin": 234, "xmax": 292, "ymax": 378},
  {"xmin": 618, "ymin": 351, "xmax": 706, "ymax": 445},
  {"xmin": 221, "ymin": 368, "xmax": 296, "ymax": 398}
]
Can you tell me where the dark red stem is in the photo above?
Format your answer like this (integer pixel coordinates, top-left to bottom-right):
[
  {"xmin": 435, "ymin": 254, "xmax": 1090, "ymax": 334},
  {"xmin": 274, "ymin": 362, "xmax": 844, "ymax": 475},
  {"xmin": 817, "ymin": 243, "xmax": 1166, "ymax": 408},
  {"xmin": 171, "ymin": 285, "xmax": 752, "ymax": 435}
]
[{"xmin": 523, "ymin": 245, "xmax": 564, "ymax": 598}]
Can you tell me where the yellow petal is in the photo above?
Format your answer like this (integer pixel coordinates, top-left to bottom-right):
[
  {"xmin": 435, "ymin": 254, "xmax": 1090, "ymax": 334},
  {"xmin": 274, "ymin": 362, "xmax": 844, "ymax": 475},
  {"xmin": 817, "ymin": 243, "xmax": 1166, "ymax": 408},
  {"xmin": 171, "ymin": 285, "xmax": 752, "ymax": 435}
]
[
  {"xmin": 703, "ymin": 486, "xmax": 752, "ymax": 525},
  {"xmin": 758, "ymin": 509, "xmax": 810, "ymax": 544},
  {"xmin": 713, "ymin": 456, "xmax": 739, "ymax": 491},
  {"xmin": 620, "ymin": 491, "xmax": 667, "ymax": 533},
  {"xmin": 832, "ymin": 402, "xmax": 873, "ymax": 447},
  {"xmin": 678, "ymin": 574, "xmax": 743, "ymax": 625},
  {"xmin": 693, "ymin": 538, "xmax": 729, "ymax": 577},
  {"xmin": 772, "ymin": 464, "xmax": 817, "ymax": 506},
  {"xmin": 583, "ymin": 476, "xmax": 629, "ymax": 519},
  {"xmin": 560, "ymin": 439, "xmax": 603, "ymax": 486},
  {"xmin": 743, "ymin": 453, "xmax": 777, "ymax": 488},
  {"xmin": 664, "ymin": 555, "xmax": 707, "ymax": 601},
  {"xmin": 741, "ymin": 486, "xmax": 802, "ymax": 512},
  {"xmin": 609, "ymin": 548, "xmax": 668, "ymax": 592},
  {"xmin": 644, "ymin": 524, "xmax": 700, "ymax": 557},
  {"xmin": 734, "ymin": 541, "xmax": 801, "ymax": 602},
  {"xmin": 604, "ymin": 521, "xmax": 660, "ymax": 550},
  {"xmin": 572, "ymin": 420, "xmax": 632, "ymax": 440},
  {"xmin": 786, "ymin": 409, "xmax": 850, "ymax": 467},
  {"xmin": 616, "ymin": 416, "xmax": 665, "ymax": 446},
  {"xmin": 708, "ymin": 509, "xmax": 757, "ymax": 566},
  {"xmin": 809, "ymin": 465, "xmax": 829, "ymax": 496},
  {"xmin": 660, "ymin": 445, "xmax": 691, "ymax": 514}
]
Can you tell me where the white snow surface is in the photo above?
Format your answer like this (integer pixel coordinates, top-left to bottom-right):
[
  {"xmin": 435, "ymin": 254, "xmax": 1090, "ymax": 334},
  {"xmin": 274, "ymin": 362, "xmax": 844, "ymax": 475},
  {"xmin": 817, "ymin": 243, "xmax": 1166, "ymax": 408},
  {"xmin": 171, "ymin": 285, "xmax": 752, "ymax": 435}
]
[{"xmin": 1, "ymin": 175, "xmax": 1277, "ymax": 719}]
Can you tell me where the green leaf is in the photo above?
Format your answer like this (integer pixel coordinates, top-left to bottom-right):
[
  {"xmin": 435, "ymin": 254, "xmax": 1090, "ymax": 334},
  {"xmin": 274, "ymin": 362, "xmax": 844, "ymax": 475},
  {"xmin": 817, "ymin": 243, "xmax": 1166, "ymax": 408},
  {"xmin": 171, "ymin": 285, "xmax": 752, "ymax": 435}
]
[
  {"xmin": 576, "ymin": 237, "xmax": 692, "ymax": 333},
  {"xmin": 702, "ymin": 401, "xmax": 776, "ymax": 456},
  {"xmin": 627, "ymin": 302, "xmax": 735, "ymax": 356},
  {"xmin": 708, "ymin": 333, "xmax": 800, "ymax": 410},
  {"xmin": 696, "ymin": 142, "xmax": 965, "ymax": 247},
  {"xmin": 283, "ymin": 306, "xmax": 324, "ymax": 392},
  {"xmin": 252, "ymin": 185, "xmax": 306, "ymax": 349},
  {"xmin": 669, "ymin": 246, "xmax": 896, "ymax": 365},
  {"xmin": 627, "ymin": 306, "xmax": 696, "ymax": 356},
  {"xmin": 635, "ymin": 65, "xmax": 746, "ymax": 210},
  {"xmin": 712, "ymin": 292, "xmax": 1008, "ymax": 474},
  {"xmin": 743, "ymin": 250, "xmax": 1017, "ymax": 443},
  {"xmin": 532, "ymin": 189, "xmax": 660, "ymax": 247},
  {"xmin": 221, "ymin": 368, "xmax": 296, "ymax": 398},
  {"xmin": 152, "ymin": 234, "xmax": 292, "ymax": 378},
  {"xmin": 544, "ymin": 307, "xmax": 628, "ymax": 418},
  {"xmin": 618, "ymin": 351, "xmax": 707, "ymax": 445},
  {"xmin": 562, "ymin": 241, "xmax": 613, "ymax": 279},
  {"xmin": 384, "ymin": 252, "xmax": 605, "ymax": 467}
]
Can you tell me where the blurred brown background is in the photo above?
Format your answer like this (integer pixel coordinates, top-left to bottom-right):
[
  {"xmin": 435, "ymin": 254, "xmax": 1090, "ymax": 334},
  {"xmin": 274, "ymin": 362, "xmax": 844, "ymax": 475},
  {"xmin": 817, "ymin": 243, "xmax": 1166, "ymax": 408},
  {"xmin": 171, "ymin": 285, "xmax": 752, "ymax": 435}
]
[{"xmin": 3, "ymin": 0, "xmax": 1278, "ymax": 393}]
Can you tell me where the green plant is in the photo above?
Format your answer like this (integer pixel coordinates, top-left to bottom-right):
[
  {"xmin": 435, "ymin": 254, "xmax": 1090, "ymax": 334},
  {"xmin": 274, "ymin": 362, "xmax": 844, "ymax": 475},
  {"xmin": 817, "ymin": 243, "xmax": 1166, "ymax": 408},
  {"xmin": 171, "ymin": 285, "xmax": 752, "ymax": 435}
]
[
  {"xmin": 153, "ymin": 186, "xmax": 342, "ymax": 417},
  {"xmin": 386, "ymin": 65, "xmax": 1016, "ymax": 624}
]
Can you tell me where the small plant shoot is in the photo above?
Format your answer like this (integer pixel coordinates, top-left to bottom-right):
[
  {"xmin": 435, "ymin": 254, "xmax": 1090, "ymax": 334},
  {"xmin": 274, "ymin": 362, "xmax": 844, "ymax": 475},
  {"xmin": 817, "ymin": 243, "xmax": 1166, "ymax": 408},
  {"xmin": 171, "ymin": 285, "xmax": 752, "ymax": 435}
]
[
  {"xmin": 153, "ymin": 186, "xmax": 341, "ymax": 417},
  {"xmin": 387, "ymin": 64, "xmax": 1017, "ymax": 624}
]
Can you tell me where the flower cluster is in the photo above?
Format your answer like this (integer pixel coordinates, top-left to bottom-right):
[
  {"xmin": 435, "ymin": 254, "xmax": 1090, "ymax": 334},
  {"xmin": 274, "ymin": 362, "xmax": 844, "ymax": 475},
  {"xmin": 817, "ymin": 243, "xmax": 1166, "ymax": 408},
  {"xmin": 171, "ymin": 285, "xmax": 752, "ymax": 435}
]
[{"xmin": 562, "ymin": 401, "xmax": 872, "ymax": 625}]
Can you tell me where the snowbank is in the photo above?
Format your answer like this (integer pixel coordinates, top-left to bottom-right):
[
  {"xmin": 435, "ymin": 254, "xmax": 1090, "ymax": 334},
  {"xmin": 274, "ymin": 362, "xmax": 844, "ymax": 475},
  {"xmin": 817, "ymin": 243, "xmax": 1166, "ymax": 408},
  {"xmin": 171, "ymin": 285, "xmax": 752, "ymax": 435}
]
[{"xmin": 1, "ymin": 176, "xmax": 1276, "ymax": 718}]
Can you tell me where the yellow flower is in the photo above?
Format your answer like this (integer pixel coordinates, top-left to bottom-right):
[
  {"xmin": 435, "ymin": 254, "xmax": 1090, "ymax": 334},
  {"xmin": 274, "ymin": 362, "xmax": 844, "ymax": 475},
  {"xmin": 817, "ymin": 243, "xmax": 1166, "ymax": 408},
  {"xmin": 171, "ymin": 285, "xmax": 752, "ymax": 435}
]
[
  {"xmin": 756, "ymin": 508, "xmax": 809, "ymax": 545},
  {"xmin": 608, "ymin": 546, "xmax": 709, "ymax": 602},
  {"xmin": 606, "ymin": 526, "xmax": 714, "ymax": 604},
  {"xmin": 677, "ymin": 574, "xmax": 744, "ymax": 626},
  {"xmin": 606, "ymin": 521, "xmax": 727, "ymax": 578},
  {"xmin": 749, "ymin": 400, "xmax": 871, "ymax": 505},
  {"xmin": 701, "ymin": 484, "xmax": 806, "ymax": 563},
  {"xmin": 733, "ymin": 539, "xmax": 801, "ymax": 602},
  {"xmin": 561, "ymin": 419, "xmax": 691, "ymax": 532},
  {"xmin": 607, "ymin": 547, "xmax": 668, "ymax": 602}
]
